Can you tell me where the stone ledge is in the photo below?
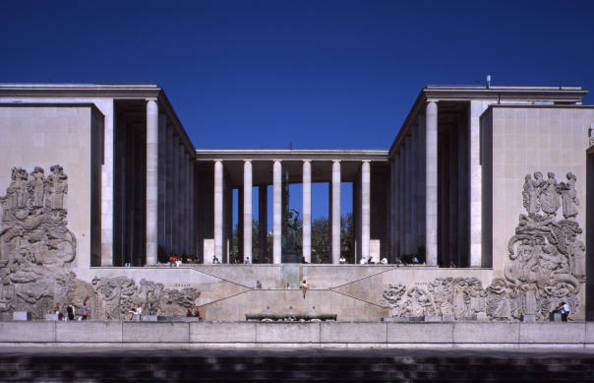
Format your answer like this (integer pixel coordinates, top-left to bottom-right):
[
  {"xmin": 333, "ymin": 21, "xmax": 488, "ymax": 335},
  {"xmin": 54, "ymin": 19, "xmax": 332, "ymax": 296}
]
[{"xmin": 0, "ymin": 321, "xmax": 591, "ymax": 348}]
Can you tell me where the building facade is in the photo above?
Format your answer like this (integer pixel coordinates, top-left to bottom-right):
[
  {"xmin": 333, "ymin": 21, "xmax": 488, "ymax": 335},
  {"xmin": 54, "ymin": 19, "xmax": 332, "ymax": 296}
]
[{"xmin": 0, "ymin": 83, "xmax": 592, "ymax": 322}]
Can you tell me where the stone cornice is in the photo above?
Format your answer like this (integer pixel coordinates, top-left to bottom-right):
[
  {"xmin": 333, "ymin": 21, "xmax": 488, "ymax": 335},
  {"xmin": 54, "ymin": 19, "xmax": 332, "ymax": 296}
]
[
  {"xmin": 389, "ymin": 85, "xmax": 589, "ymax": 157},
  {"xmin": 0, "ymin": 83, "xmax": 163, "ymax": 98},
  {"xmin": 0, "ymin": 83, "xmax": 195, "ymax": 156},
  {"xmin": 195, "ymin": 149, "xmax": 389, "ymax": 162}
]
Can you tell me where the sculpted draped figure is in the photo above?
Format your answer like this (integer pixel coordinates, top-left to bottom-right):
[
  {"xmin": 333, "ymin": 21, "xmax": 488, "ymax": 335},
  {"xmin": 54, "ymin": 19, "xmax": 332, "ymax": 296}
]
[
  {"xmin": 46, "ymin": 165, "xmax": 68, "ymax": 210},
  {"xmin": 540, "ymin": 172, "xmax": 560, "ymax": 216},
  {"xmin": 384, "ymin": 170, "xmax": 585, "ymax": 321},
  {"xmin": 559, "ymin": 172, "xmax": 579, "ymax": 219}
]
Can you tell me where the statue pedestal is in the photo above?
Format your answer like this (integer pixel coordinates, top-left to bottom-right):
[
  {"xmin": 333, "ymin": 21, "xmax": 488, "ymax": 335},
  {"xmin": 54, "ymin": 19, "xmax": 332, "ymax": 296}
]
[{"xmin": 45, "ymin": 314, "xmax": 59, "ymax": 321}]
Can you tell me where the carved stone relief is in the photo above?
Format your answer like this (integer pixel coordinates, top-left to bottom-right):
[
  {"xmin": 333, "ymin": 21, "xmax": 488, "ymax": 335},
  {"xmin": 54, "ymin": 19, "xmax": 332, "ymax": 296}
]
[
  {"xmin": 0, "ymin": 166, "xmax": 200, "ymax": 319},
  {"xmin": 0, "ymin": 166, "xmax": 76, "ymax": 319},
  {"xmin": 92, "ymin": 277, "xmax": 200, "ymax": 320},
  {"xmin": 383, "ymin": 171, "xmax": 585, "ymax": 321}
]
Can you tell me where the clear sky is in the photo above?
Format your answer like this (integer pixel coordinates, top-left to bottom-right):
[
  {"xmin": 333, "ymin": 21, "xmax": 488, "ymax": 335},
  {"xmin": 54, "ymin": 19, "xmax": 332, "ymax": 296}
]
[{"xmin": 3, "ymin": 0, "xmax": 594, "ymax": 221}]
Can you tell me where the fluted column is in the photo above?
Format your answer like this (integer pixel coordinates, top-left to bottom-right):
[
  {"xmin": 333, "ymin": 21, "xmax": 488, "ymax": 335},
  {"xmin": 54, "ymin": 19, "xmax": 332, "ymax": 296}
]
[
  {"xmin": 331, "ymin": 160, "xmax": 341, "ymax": 264},
  {"xmin": 426, "ymin": 101, "xmax": 438, "ymax": 266},
  {"xmin": 302, "ymin": 160, "xmax": 312, "ymax": 263},
  {"xmin": 361, "ymin": 161, "xmax": 371, "ymax": 261},
  {"xmin": 273, "ymin": 160, "xmax": 282, "ymax": 264},
  {"xmin": 146, "ymin": 99, "xmax": 159, "ymax": 265},
  {"xmin": 243, "ymin": 160, "xmax": 253, "ymax": 262},
  {"xmin": 214, "ymin": 160, "xmax": 224, "ymax": 262}
]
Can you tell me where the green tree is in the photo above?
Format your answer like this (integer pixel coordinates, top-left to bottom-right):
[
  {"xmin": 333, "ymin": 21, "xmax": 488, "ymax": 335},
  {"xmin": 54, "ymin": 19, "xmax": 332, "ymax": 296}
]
[
  {"xmin": 341, "ymin": 212, "xmax": 354, "ymax": 263},
  {"xmin": 311, "ymin": 217, "xmax": 329, "ymax": 263}
]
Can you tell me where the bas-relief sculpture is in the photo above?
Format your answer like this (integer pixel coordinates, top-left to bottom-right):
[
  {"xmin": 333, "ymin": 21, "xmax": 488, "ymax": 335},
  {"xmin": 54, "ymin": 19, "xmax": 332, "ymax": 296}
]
[
  {"xmin": 384, "ymin": 171, "xmax": 585, "ymax": 321},
  {"xmin": 0, "ymin": 166, "xmax": 200, "ymax": 320}
]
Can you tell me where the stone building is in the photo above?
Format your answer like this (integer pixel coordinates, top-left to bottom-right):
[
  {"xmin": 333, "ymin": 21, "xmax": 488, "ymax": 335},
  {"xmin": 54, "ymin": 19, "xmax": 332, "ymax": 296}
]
[{"xmin": 0, "ymin": 83, "xmax": 592, "ymax": 322}]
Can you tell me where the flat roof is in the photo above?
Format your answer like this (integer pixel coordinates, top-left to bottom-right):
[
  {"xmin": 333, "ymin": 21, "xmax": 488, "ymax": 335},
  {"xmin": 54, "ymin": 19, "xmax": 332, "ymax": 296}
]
[{"xmin": 195, "ymin": 149, "xmax": 389, "ymax": 162}]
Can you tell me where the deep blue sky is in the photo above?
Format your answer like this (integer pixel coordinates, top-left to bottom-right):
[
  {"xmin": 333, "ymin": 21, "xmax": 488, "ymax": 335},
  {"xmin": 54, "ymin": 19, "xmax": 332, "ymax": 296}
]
[{"xmin": 3, "ymin": 0, "xmax": 594, "ymax": 221}]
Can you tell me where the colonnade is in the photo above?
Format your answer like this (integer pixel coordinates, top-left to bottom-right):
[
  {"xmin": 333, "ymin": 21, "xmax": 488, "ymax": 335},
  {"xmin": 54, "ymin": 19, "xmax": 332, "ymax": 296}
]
[
  {"xmin": 389, "ymin": 101, "xmax": 437, "ymax": 266},
  {"xmin": 212, "ymin": 159, "xmax": 371, "ymax": 264},
  {"xmin": 147, "ymin": 99, "xmax": 195, "ymax": 265}
]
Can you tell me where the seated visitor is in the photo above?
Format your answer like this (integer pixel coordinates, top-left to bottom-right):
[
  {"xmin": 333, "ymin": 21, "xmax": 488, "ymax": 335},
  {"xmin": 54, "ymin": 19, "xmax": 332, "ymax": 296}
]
[
  {"xmin": 244, "ymin": 256, "xmax": 251, "ymax": 264},
  {"xmin": 380, "ymin": 257, "xmax": 388, "ymax": 264},
  {"xmin": 552, "ymin": 302, "xmax": 570, "ymax": 322},
  {"xmin": 359, "ymin": 257, "xmax": 367, "ymax": 264},
  {"xmin": 339, "ymin": 256, "xmax": 346, "ymax": 264}
]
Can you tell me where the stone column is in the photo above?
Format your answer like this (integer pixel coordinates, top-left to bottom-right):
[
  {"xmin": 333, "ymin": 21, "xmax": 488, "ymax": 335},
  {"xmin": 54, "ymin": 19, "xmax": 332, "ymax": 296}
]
[
  {"xmin": 417, "ymin": 113, "xmax": 426, "ymax": 248},
  {"xmin": 398, "ymin": 146, "xmax": 406, "ymax": 256},
  {"xmin": 258, "ymin": 186, "xmax": 268, "ymax": 262},
  {"xmin": 214, "ymin": 160, "xmax": 224, "ymax": 262},
  {"xmin": 470, "ymin": 100, "xmax": 485, "ymax": 267},
  {"xmin": 425, "ymin": 101, "xmax": 438, "ymax": 266},
  {"xmin": 243, "ymin": 160, "xmax": 253, "ymax": 262},
  {"xmin": 405, "ymin": 136, "xmax": 413, "ymax": 254},
  {"xmin": 391, "ymin": 156, "xmax": 399, "ymax": 260},
  {"xmin": 181, "ymin": 151, "xmax": 188, "ymax": 256},
  {"xmin": 273, "ymin": 160, "xmax": 282, "ymax": 264},
  {"xmin": 146, "ymin": 99, "xmax": 159, "ymax": 265},
  {"xmin": 238, "ymin": 185, "xmax": 243, "ymax": 261},
  {"xmin": 410, "ymin": 126, "xmax": 419, "ymax": 254},
  {"xmin": 302, "ymin": 160, "xmax": 312, "ymax": 263},
  {"xmin": 158, "ymin": 114, "xmax": 167, "ymax": 257},
  {"xmin": 331, "ymin": 160, "xmax": 341, "ymax": 264},
  {"xmin": 361, "ymin": 161, "xmax": 371, "ymax": 261},
  {"xmin": 99, "ymin": 101, "xmax": 114, "ymax": 266},
  {"xmin": 166, "ymin": 126, "xmax": 174, "ymax": 254}
]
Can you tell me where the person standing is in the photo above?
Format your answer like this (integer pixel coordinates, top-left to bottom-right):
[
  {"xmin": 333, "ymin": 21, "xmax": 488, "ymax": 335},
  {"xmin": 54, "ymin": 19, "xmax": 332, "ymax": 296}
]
[
  {"xmin": 66, "ymin": 304, "xmax": 75, "ymax": 321},
  {"xmin": 81, "ymin": 304, "xmax": 88, "ymax": 320},
  {"xmin": 300, "ymin": 280, "xmax": 309, "ymax": 299}
]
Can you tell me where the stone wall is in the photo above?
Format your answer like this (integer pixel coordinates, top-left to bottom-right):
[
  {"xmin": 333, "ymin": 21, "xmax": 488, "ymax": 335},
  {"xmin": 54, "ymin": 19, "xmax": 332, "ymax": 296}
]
[{"xmin": 1, "ymin": 321, "xmax": 593, "ymax": 348}]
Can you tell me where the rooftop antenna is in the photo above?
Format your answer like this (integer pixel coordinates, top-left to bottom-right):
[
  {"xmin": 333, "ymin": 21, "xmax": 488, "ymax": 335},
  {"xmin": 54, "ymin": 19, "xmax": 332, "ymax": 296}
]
[{"xmin": 486, "ymin": 74, "xmax": 492, "ymax": 89}]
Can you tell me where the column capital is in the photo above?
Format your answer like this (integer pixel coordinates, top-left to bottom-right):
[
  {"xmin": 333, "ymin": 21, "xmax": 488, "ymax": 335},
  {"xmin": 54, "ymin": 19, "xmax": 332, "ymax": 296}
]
[
  {"xmin": 332, "ymin": 159, "xmax": 341, "ymax": 164},
  {"xmin": 213, "ymin": 159, "xmax": 223, "ymax": 163},
  {"xmin": 243, "ymin": 159, "xmax": 252, "ymax": 164},
  {"xmin": 303, "ymin": 159, "xmax": 312, "ymax": 164},
  {"xmin": 361, "ymin": 159, "xmax": 371, "ymax": 164},
  {"xmin": 146, "ymin": 97, "xmax": 158, "ymax": 103}
]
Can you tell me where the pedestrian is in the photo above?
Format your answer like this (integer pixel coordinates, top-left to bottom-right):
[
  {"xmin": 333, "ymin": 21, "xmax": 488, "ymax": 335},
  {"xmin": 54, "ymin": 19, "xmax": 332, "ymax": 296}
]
[
  {"xmin": 81, "ymin": 304, "xmax": 88, "ymax": 320},
  {"xmin": 560, "ymin": 302, "xmax": 570, "ymax": 322},
  {"xmin": 300, "ymin": 280, "xmax": 308, "ymax": 299},
  {"xmin": 66, "ymin": 304, "xmax": 75, "ymax": 321}
]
